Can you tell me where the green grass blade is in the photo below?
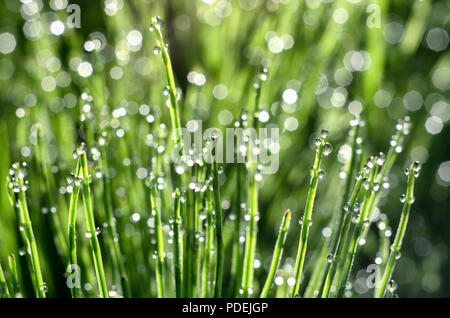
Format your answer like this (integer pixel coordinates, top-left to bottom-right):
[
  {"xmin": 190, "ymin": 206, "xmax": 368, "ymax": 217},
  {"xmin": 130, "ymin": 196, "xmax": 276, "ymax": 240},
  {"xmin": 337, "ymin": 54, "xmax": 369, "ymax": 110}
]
[
  {"xmin": 0, "ymin": 264, "xmax": 10, "ymax": 298},
  {"xmin": 290, "ymin": 131, "xmax": 330, "ymax": 298},
  {"xmin": 80, "ymin": 150, "xmax": 108, "ymax": 298},
  {"xmin": 67, "ymin": 159, "xmax": 82, "ymax": 298},
  {"xmin": 375, "ymin": 161, "xmax": 418, "ymax": 298},
  {"xmin": 212, "ymin": 153, "xmax": 224, "ymax": 298},
  {"xmin": 8, "ymin": 254, "xmax": 20, "ymax": 297},
  {"xmin": 260, "ymin": 209, "xmax": 291, "ymax": 298},
  {"xmin": 172, "ymin": 189, "xmax": 183, "ymax": 298},
  {"xmin": 149, "ymin": 174, "xmax": 165, "ymax": 298}
]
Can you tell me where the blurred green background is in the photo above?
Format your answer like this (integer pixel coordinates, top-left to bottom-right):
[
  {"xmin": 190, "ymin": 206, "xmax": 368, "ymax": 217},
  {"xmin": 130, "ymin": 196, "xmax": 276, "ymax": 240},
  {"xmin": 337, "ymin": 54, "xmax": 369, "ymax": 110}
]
[{"xmin": 0, "ymin": 0, "xmax": 449, "ymax": 297}]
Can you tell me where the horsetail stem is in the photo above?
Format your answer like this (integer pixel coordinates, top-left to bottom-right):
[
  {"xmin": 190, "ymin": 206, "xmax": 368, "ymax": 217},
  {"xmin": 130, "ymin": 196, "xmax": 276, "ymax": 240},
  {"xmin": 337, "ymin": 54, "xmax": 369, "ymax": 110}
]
[
  {"xmin": 150, "ymin": 16, "xmax": 182, "ymax": 145},
  {"xmin": 0, "ymin": 264, "xmax": 10, "ymax": 298},
  {"xmin": 290, "ymin": 130, "xmax": 331, "ymax": 298},
  {"xmin": 202, "ymin": 180, "xmax": 214, "ymax": 298},
  {"xmin": 337, "ymin": 118, "xmax": 410, "ymax": 296},
  {"xmin": 6, "ymin": 176, "xmax": 36, "ymax": 295},
  {"xmin": 374, "ymin": 218, "xmax": 390, "ymax": 297},
  {"xmin": 360, "ymin": 117, "xmax": 411, "ymax": 239},
  {"xmin": 212, "ymin": 151, "xmax": 224, "ymax": 298},
  {"xmin": 67, "ymin": 159, "xmax": 81, "ymax": 298},
  {"xmin": 148, "ymin": 173, "xmax": 165, "ymax": 298},
  {"xmin": 321, "ymin": 169, "xmax": 365, "ymax": 298},
  {"xmin": 183, "ymin": 189, "xmax": 195, "ymax": 297},
  {"xmin": 99, "ymin": 139, "xmax": 130, "ymax": 297},
  {"xmin": 375, "ymin": 161, "xmax": 419, "ymax": 298},
  {"xmin": 79, "ymin": 149, "xmax": 108, "ymax": 298},
  {"xmin": 241, "ymin": 69, "xmax": 267, "ymax": 297},
  {"xmin": 8, "ymin": 254, "xmax": 20, "ymax": 297},
  {"xmin": 13, "ymin": 163, "xmax": 46, "ymax": 298},
  {"xmin": 337, "ymin": 161, "xmax": 378, "ymax": 297},
  {"xmin": 231, "ymin": 163, "xmax": 244, "ymax": 297},
  {"xmin": 172, "ymin": 189, "xmax": 183, "ymax": 298},
  {"xmin": 241, "ymin": 165, "xmax": 258, "ymax": 297},
  {"xmin": 190, "ymin": 165, "xmax": 203, "ymax": 296},
  {"xmin": 260, "ymin": 209, "xmax": 291, "ymax": 298},
  {"xmin": 313, "ymin": 119, "xmax": 360, "ymax": 298}
]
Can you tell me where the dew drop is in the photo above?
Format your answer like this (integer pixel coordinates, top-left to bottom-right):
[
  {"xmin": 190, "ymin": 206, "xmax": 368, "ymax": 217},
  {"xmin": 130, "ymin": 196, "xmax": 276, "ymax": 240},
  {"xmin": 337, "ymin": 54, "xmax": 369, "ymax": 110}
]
[
  {"xmin": 343, "ymin": 202, "xmax": 350, "ymax": 212},
  {"xmin": 153, "ymin": 45, "xmax": 161, "ymax": 55},
  {"xmin": 388, "ymin": 280, "xmax": 398, "ymax": 292},
  {"xmin": 376, "ymin": 152, "xmax": 386, "ymax": 166},
  {"xmin": 323, "ymin": 142, "xmax": 333, "ymax": 156},
  {"xmin": 76, "ymin": 143, "xmax": 87, "ymax": 156},
  {"xmin": 152, "ymin": 16, "xmax": 164, "ymax": 30},
  {"xmin": 314, "ymin": 137, "xmax": 321, "ymax": 147},
  {"xmin": 318, "ymin": 169, "xmax": 325, "ymax": 180},
  {"xmin": 327, "ymin": 253, "xmax": 335, "ymax": 263},
  {"xmin": 40, "ymin": 282, "xmax": 48, "ymax": 293},
  {"xmin": 400, "ymin": 194, "xmax": 406, "ymax": 203},
  {"xmin": 163, "ymin": 86, "xmax": 170, "ymax": 96}
]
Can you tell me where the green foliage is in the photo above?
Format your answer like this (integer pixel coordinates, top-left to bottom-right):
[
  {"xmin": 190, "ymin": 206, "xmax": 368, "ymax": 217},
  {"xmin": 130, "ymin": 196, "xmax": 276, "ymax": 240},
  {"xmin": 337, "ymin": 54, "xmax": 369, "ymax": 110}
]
[{"xmin": 0, "ymin": 0, "xmax": 448, "ymax": 298}]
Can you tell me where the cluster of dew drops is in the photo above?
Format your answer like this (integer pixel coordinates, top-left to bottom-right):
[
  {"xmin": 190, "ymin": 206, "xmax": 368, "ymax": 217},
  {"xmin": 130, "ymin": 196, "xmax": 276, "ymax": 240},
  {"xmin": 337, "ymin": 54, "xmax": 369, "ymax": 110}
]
[
  {"xmin": 8, "ymin": 162, "xmax": 30, "ymax": 193},
  {"xmin": 148, "ymin": 16, "xmax": 166, "ymax": 56}
]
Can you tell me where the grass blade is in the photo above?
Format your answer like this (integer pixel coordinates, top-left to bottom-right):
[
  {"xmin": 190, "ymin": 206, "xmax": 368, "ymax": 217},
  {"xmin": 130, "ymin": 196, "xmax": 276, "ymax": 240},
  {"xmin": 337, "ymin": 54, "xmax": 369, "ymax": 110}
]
[
  {"xmin": 172, "ymin": 188, "xmax": 183, "ymax": 298},
  {"xmin": 290, "ymin": 130, "xmax": 331, "ymax": 298},
  {"xmin": 260, "ymin": 209, "xmax": 291, "ymax": 298},
  {"xmin": 212, "ymin": 150, "xmax": 224, "ymax": 298},
  {"xmin": 375, "ymin": 161, "xmax": 419, "ymax": 297},
  {"xmin": 67, "ymin": 159, "xmax": 82, "ymax": 298},
  {"xmin": 12, "ymin": 163, "xmax": 46, "ymax": 298},
  {"xmin": 0, "ymin": 264, "xmax": 10, "ymax": 298},
  {"xmin": 149, "ymin": 173, "xmax": 165, "ymax": 298},
  {"xmin": 79, "ymin": 148, "xmax": 108, "ymax": 298},
  {"xmin": 8, "ymin": 254, "xmax": 20, "ymax": 297}
]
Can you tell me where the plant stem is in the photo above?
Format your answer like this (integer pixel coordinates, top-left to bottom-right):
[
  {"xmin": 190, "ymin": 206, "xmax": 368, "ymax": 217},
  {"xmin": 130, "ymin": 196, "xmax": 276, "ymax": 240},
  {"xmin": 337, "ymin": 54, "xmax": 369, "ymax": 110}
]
[
  {"xmin": 202, "ymin": 181, "xmax": 214, "ymax": 297},
  {"xmin": 173, "ymin": 188, "xmax": 183, "ymax": 298},
  {"xmin": 313, "ymin": 121, "xmax": 360, "ymax": 298},
  {"xmin": 16, "ymin": 170, "xmax": 46, "ymax": 298},
  {"xmin": 149, "ymin": 175, "xmax": 165, "ymax": 298},
  {"xmin": 290, "ymin": 137, "xmax": 326, "ymax": 298},
  {"xmin": 80, "ymin": 151, "xmax": 108, "ymax": 298},
  {"xmin": 337, "ymin": 166, "xmax": 377, "ymax": 297},
  {"xmin": 0, "ymin": 264, "xmax": 10, "ymax": 298},
  {"xmin": 8, "ymin": 254, "xmax": 20, "ymax": 297},
  {"xmin": 359, "ymin": 120, "xmax": 409, "ymax": 241},
  {"xmin": 212, "ymin": 154, "xmax": 224, "ymax": 298},
  {"xmin": 241, "ymin": 163, "xmax": 258, "ymax": 297},
  {"xmin": 99, "ymin": 143, "xmax": 130, "ymax": 297},
  {"xmin": 67, "ymin": 159, "xmax": 81, "ymax": 298},
  {"xmin": 374, "ymin": 219, "xmax": 390, "ymax": 297},
  {"xmin": 241, "ymin": 71, "xmax": 265, "ymax": 297},
  {"xmin": 321, "ymin": 173, "xmax": 364, "ymax": 297},
  {"xmin": 231, "ymin": 164, "xmax": 244, "ymax": 297},
  {"xmin": 261, "ymin": 209, "xmax": 291, "ymax": 298},
  {"xmin": 336, "ymin": 118, "xmax": 410, "ymax": 297},
  {"xmin": 376, "ymin": 162, "xmax": 416, "ymax": 298},
  {"xmin": 151, "ymin": 16, "xmax": 182, "ymax": 145},
  {"xmin": 183, "ymin": 191, "xmax": 195, "ymax": 297},
  {"xmin": 6, "ymin": 177, "xmax": 35, "ymax": 292}
]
